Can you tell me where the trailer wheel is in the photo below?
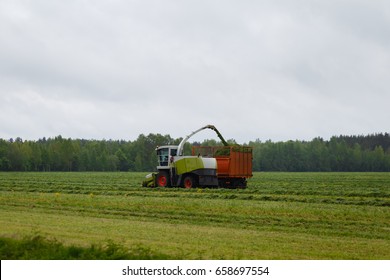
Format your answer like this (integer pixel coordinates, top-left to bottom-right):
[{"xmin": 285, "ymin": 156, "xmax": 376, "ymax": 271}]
[
  {"xmin": 183, "ymin": 175, "xmax": 196, "ymax": 189},
  {"xmin": 233, "ymin": 178, "xmax": 247, "ymax": 189},
  {"xmin": 157, "ymin": 171, "xmax": 170, "ymax": 187}
]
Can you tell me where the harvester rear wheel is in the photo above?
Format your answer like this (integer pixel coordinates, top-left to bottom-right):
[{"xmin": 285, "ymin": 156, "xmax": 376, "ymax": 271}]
[
  {"xmin": 183, "ymin": 175, "xmax": 196, "ymax": 189},
  {"xmin": 157, "ymin": 171, "xmax": 170, "ymax": 187}
]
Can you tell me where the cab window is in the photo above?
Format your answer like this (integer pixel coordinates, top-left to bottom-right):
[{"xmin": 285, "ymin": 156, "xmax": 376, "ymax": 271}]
[{"xmin": 157, "ymin": 148, "xmax": 169, "ymax": 166}]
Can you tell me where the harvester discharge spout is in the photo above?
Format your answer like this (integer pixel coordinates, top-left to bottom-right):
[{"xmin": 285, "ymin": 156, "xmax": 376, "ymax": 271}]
[{"xmin": 177, "ymin": 124, "xmax": 228, "ymax": 156}]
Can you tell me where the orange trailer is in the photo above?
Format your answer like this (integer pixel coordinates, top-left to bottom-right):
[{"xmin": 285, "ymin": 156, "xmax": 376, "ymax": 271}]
[{"xmin": 192, "ymin": 146, "xmax": 253, "ymax": 188}]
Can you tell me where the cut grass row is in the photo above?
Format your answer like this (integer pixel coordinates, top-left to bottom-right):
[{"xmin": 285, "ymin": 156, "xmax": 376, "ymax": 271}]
[
  {"xmin": 1, "ymin": 191, "xmax": 388, "ymax": 239},
  {"xmin": 1, "ymin": 172, "xmax": 389, "ymax": 206}
]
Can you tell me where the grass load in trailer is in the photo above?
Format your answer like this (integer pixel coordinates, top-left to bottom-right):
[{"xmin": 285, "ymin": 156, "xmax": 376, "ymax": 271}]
[{"xmin": 192, "ymin": 145, "xmax": 253, "ymax": 188}]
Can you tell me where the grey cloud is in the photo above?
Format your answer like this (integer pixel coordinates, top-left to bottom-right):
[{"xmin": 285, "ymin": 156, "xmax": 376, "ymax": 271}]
[{"xmin": 1, "ymin": 0, "xmax": 389, "ymax": 142}]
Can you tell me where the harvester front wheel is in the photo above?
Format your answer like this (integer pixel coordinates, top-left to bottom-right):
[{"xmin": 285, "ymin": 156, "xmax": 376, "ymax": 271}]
[
  {"xmin": 157, "ymin": 171, "xmax": 170, "ymax": 187},
  {"xmin": 183, "ymin": 175, "xmax": 196, "ymax": 189}
]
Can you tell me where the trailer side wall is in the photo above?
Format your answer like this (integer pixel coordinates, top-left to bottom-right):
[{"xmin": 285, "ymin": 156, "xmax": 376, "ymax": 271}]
[{"xmin": 192, "ymin": 146, "xmax": 253, "ymax": 178}]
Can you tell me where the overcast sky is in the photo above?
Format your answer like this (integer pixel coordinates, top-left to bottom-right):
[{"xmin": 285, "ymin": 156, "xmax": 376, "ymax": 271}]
[{"xmin": 1, "ymin": 0, "xmax": 389, "ymax": 143}]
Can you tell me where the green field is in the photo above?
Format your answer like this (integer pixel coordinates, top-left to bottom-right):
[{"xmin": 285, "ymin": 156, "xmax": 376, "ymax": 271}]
[{"xmin": 0, "ymin": 172, "xmax": 389, "ymax": 259}]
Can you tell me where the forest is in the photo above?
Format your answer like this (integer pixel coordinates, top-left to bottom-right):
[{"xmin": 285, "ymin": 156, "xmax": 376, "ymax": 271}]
[{"xmin": 1, "ymin": 133, "xmax": 390, "ymax": 172}]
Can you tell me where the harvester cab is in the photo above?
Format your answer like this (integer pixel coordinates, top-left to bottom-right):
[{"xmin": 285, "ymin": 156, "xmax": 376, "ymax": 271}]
[{"xmin": 156, "ymin": 145, "xmax": 177, "ymax": 167}]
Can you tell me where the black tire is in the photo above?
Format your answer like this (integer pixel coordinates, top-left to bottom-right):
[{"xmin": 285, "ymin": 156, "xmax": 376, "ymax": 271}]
[
  {"xmin": 233, "ymin": 178, "xmax": 247, "ymax": 189},
  {"xmin": 157, "ymin": 171, "xmax": 170, "ymax": 187},
  {"xmin": 183, "ymin": 175, "xmax": 197, "ymax": 189}
]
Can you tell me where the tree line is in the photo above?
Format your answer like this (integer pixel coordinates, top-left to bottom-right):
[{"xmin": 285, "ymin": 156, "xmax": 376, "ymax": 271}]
[
  {"xmin": 1, "ymin": 133, "xmax": 390, "ymax": 172},
  {"xmin": 249, "ymin": 135, "xmax": 390, "ymax": 172}
]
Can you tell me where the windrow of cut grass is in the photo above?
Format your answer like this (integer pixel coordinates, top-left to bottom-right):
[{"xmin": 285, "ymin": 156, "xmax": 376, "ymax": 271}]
[
  {"xmin": 0, "ymin": 172, "xmax": 389, "ymax": 259},
  {"xmin": 1, "ymin": 172, "xmax": 389, "ymax": 206}
]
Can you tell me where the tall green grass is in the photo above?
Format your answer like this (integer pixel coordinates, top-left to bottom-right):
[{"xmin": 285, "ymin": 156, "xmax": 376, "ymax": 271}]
[{"xmin": 0, "ymin": 235, "xmax": 172, "ymax": 260}]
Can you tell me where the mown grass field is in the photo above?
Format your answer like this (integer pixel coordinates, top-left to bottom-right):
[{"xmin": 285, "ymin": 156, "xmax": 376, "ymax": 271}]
[{"xmin": 0, "ymin": 172, "xmax": 389, "ymax": 259}]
